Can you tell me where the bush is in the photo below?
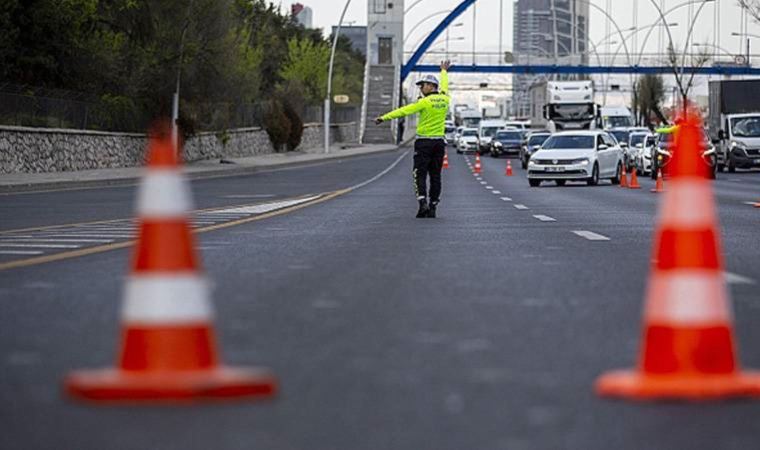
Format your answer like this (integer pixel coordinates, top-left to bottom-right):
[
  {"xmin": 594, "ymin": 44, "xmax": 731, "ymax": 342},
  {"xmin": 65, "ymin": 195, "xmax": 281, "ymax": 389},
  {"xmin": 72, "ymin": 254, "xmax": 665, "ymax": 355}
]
[
  {"xmin": 282, "ymin": 99, "xmax": 303, "ymax": 151},
  {"xmin": 263, "ymin": 98, "xmax": 290, "ymax": 152}
]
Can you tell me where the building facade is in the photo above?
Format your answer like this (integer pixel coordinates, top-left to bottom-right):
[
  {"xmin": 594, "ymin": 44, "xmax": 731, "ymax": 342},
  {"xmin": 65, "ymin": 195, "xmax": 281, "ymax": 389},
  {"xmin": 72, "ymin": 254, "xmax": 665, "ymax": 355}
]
[{"xmin": 511, "ymin": 0, "xmax": 589, "ymax": 117}]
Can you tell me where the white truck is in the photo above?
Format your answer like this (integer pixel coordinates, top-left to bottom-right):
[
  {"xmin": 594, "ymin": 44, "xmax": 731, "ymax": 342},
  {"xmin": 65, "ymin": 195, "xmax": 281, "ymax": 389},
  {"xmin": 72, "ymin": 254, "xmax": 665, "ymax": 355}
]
[
  {"xmin": 529, "ymin": 80, "xmax": 598, "ymax": 132},
  {"xmin": 708, "ymin": 79, "xmax": 760, "ymax": 172},
  {"xmin": 599, "ymin": 106, "xmax": 634, "ymax": 129},
  {"xmin": 456, "ymin": 109, "xmax": 483, "ymax": 129}
]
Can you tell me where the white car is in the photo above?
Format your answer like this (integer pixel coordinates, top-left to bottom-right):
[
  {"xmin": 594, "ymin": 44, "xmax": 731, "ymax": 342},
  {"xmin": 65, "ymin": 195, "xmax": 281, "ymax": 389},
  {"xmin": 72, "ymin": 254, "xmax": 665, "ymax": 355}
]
[
  {"xmin": 630, "ymin": 132, "xmax": 656, "ymax": 175},
  {"xmin": 456, "ymin": 128, "xmax": 480, "ymax": 154},
  {"xmin": 445, "ymin": 121, "xmax": 456, "ymax": 144},
  {"xmin": 527, "ymin": 131, "xmax": 625, "ymax": 187}
]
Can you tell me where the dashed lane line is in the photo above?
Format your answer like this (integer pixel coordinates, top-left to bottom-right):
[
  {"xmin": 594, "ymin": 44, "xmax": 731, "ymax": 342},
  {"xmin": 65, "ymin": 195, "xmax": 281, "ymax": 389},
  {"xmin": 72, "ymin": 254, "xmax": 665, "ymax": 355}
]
[
  {"xmin": 492, "ymin": 190, "xmax": 502, "ymax": 194},
  {"xmin": 572, "ymin": 230, "xmax": 610, "ymax": 241},
  {"xmin": 533, "ymin": 215, "xmax": 556, "ymax": 222},
  {"xmin": 513, "ymin": 204, "xmax": 529, "ymax": 210},
  {"xmin": 500, "ymin": 197, "xmax": 512, "ymax": 201},
  {"xmin": 0, "ymin": 243, "xmax": 82, "ymax": 249},
  {"xmin": 485, "ymin": 186, "xmax": 494, "ymax": 189},
  {"xmin": 725, "ymin": 272, "xmax": 756, "ymax": 285}
]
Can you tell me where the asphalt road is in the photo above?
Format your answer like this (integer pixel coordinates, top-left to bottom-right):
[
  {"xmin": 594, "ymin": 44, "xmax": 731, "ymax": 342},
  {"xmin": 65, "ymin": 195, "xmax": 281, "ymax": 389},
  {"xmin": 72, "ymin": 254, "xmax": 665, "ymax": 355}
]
[{"xmin": 1, "ymin": 148, "xmax": 760, "ymax": 450}]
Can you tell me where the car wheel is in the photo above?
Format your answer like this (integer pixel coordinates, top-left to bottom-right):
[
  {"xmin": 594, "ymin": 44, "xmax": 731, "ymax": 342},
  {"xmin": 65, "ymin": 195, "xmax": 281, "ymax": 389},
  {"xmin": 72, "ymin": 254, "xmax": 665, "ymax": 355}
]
[
  {"xmin": 528, "ymin": 179, "xmax": 541, "ymax": 187},
  {"xmin": 555, "ymin": 180, "xmax": 566, "ymax": 186},
  {"xmin": 587, "ymin": 164, "xmax": 599, "ymax": 186},
  {"xmin": 611, "ymin": 163, "xmax": 622, "ymax": 185}
]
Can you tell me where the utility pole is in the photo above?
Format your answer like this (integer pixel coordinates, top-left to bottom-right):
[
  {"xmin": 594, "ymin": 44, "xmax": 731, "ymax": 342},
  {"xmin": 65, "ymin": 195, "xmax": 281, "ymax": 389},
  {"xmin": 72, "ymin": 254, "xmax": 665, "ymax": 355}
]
[
  {"xmin": 472, "ymin": 2, "xmax": 477, "ymax": 65},
  {"xmin": 324, "ymin": 0, "xmax": 352, "ymax": 154},
  {"xmin": 499, "ymin": 0, "xmax": 503, "ymax": 66}
]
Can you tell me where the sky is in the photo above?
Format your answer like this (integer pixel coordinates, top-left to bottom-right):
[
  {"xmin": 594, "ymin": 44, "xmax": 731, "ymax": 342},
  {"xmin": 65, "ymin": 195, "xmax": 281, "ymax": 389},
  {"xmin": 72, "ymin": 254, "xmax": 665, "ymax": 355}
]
[{"xmin": 279, "ymin": 0, "xmax": 757, "ymax": 107}]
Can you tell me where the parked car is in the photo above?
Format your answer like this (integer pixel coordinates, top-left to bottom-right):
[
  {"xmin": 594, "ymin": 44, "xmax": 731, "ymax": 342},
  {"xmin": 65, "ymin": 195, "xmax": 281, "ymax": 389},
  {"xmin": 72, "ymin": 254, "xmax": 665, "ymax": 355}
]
[
  {"xmin": 520, "ymin": 131, "xmax": 552, "ymax": 169},
  {"xmin": 527, "ymin": 131, "xmax": 624, "ymax": 187},
  {"xmin": 456, "ymin": 128, "xmax": 480, "ymax": 154},
  {"xmin": 489, "ymin": 129, "xmax": 523, "ymax": 158}
]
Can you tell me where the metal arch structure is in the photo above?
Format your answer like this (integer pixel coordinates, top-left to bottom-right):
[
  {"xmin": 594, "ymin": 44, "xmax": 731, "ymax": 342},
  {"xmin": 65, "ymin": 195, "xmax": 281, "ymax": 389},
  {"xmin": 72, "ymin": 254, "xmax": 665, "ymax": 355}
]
[
  {"xmin": 410, "ymin": 64, "xmax": 760, "ymax": 75},
  {"xmin": 401, "ymin": 0, "xmax": 476, "ymax": 83},
  {"xmin": 400, "ymin": 0, "xmax": 760, "ymax": 78}
]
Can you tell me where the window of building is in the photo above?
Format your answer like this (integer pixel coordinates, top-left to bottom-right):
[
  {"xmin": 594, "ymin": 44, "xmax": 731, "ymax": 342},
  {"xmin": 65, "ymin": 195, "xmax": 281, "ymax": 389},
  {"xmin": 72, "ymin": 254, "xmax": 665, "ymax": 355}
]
[{"xmin": 373, "ymin": 0, "xmax": 386, "ymax": 14}]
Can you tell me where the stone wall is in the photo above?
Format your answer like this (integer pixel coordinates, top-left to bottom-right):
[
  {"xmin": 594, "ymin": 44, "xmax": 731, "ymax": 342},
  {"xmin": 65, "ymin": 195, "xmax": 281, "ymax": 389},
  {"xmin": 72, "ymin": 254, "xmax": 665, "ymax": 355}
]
[{"xmin": 0, "ymin": 122, "xmax": 357, "ymax": 174}]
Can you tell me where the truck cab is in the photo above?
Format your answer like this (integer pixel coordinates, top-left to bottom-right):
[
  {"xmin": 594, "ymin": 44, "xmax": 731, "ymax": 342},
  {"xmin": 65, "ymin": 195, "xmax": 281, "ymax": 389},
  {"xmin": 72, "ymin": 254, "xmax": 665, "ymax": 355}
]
[
  {"xmin": 533, "ymin": 81, "xmax": 598, "ymax": 132},
  {"xmin": 709, "ymin": 79, "xmax": 760, "ymax": 172}
]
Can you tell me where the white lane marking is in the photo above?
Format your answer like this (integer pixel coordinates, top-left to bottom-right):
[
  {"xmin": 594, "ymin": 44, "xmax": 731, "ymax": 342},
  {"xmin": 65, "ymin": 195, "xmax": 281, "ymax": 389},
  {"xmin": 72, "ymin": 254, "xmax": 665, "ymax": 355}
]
[
  {"xmin": 0, "ymin": 250, "xmax": 44, "ymax": 255},
  {"xmin": 349, "ymin": 149, "xmax": 410, "ymax": 191},
  {"xmin": 572, "ymin": 230, "xmax": 610, "ymax": 241},
  {"xmin": 500, "ymin": 197, "xmax": 512, "ymax": 201},
  {"xmin": 485, "ymin": 185, "xmax": 494, "ymax": 189},
  {"xmin": 492, "ymin": 190, "xmax": 502, "ymax": 194},
  {"xmin": 0, "ymin": 238, "xmax": 114, "ymax": 243},
  {"xmin": 34, "ymin": 234, "xmax": 134, "ymax": 239},
  {"xmin": 743, "ymin": 201, "xmax": 759, "ymax": 206},
  {"xmin": 222, "ymin": 194, "xmax": 276, "ymax": 199},
  {"xmin": 476, "ymin": 177, "xmax": 482, "ymax": 181},
  {"xmin": 725, "ymin": 272, "xmax": 756, "ymax": 285},
  {"xmin": 0, "ymin": 243, "xmax": 81, "ymax": 248},
  {"xmin": 212, "ymin": 196, "xmax": 321, "ymax": 215},
  {"xmin": 480, "ymin": 181, "xmax": 488, "ymax": 185},
  {"xmin": 513, "ymin": 204, "xmax": 529, "ymax": 210},
  {"xmin": 533, "ymin": 215, "xmax": 556, "ymax": 222}
]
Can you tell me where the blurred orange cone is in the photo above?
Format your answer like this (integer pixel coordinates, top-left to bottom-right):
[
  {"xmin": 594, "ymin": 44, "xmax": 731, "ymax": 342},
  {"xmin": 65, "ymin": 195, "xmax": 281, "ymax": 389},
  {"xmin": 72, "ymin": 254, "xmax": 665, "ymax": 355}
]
[
  {"xmin": 443, "ymin": 152, "xmax": 449, "ymax": 169},
  {"xmin": 65, "ymin": 123, "xmax": 277, "ymax": 403},
  {"xmin": 595, "ymin": 111, "xmax": 760, "ymax": 400},
  {"xmin": 505, "ymin": 160, "xmax": 513, "ymax": 176},
  {"xmin": 629, "ymin": 168, "xmax": 641, "ymax": 189},
  {"xmin": 620, "ymin": 165, "xmax": 629, "ymax": 188},
  {"xmin": 651, "ymin": 170, "xmax": 665, "ymax": 193},
  {"xmin": 474, "ymin": 155, "xmax": 482, "ymax": 174}
]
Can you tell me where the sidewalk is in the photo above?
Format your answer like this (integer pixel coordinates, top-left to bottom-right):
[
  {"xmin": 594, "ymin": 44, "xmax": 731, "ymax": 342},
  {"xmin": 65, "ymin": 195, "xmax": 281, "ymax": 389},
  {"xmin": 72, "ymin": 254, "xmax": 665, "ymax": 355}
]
[{"xmin": 0, "ymin": 143, "xmax": 400, "ymax": 193}]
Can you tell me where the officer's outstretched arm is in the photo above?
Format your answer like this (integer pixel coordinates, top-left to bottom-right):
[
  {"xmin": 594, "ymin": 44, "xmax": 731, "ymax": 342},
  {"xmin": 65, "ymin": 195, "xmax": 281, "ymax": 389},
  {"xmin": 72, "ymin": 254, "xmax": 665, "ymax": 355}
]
[{"xmin": 376, "ymin": 100, "xmax": 427, "ymax": 124}]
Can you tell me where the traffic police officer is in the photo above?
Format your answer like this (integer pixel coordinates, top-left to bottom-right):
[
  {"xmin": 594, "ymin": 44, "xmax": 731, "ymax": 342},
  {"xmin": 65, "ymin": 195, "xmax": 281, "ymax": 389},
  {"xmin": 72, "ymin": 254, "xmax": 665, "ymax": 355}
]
[{"xmin": 376, "ymin": 61, "xmax": 451, "ymax": 218}]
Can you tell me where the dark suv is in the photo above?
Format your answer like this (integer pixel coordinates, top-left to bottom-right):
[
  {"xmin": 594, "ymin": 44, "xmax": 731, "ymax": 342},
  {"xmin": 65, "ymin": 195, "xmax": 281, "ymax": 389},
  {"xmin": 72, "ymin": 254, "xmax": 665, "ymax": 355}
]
[
  {"xmin": 520, "ymin": 132, "xmax": 551, "ymax": 169},
  {"xmin": 489, "ymin": 130, "xmax": 524, "ymax": 158}
]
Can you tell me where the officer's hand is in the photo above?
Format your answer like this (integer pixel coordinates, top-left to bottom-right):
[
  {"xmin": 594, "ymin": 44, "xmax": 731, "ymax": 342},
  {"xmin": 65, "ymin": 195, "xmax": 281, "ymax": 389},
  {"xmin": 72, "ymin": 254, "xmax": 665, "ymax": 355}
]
[
  {"xmin": 441, "ymin": 60, "xmax": 451, "ymax": 71},
  {"xmin": 374, "ymin": 117, "xmax": 384, "ymax": 125}
]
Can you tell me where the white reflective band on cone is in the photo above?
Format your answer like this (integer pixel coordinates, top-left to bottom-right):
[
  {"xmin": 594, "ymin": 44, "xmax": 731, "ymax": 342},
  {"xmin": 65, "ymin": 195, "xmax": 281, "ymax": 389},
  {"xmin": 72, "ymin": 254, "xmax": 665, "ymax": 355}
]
[
  {"xmin": 658, "ymin": 179, "xmax": 715, "ymax": 228},
  {"xmin": 122, "ymin": 274, "xmax": 213, "ymax": 324},
  {"xmin": 644, "ymin": 269, "xmax": 733, "ymax": 325},
  {"xmin": 137, "ymin": 170, "xmax": 194, "ymax": 218}
]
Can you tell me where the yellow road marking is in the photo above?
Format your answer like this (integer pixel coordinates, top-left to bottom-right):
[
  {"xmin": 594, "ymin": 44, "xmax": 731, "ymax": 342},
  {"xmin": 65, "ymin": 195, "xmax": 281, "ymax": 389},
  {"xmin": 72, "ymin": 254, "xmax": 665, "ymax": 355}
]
[{"xmin": 0, "ymin": 190, "xmax": 350, "ymax": 272}]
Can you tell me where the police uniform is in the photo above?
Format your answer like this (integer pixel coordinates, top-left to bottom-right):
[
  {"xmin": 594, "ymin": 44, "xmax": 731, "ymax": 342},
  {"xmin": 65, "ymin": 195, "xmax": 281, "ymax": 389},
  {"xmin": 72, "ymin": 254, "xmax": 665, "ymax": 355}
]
[{"xmin": 380, "ymin": 69, "xmax": 450, "ymax": 218}]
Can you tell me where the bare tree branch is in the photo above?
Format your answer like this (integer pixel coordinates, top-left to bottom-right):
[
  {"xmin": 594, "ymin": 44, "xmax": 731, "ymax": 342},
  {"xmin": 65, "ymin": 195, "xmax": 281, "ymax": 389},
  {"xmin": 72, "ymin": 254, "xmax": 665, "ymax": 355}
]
[{"xmin": 738, "ymin": 0, "xmax": 760, "ymax": 23}]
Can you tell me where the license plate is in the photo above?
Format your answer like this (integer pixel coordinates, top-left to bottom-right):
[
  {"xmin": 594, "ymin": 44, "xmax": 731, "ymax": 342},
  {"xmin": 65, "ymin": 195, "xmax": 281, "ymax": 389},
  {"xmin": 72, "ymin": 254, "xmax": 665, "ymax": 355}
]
[{"xmin": 546, "ymin": 166, "xmax": 565, "ymax": 172}]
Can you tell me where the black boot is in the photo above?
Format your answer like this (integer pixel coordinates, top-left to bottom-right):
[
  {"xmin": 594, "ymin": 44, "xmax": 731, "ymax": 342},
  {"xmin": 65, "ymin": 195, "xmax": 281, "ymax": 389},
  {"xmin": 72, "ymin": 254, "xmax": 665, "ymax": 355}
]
[
  {"xmin": 416, "ymin": 199, "xmax": 430, "ymax": 218},
  {"xmin": 427, "ymin": 201, "xmax": 438, "ymax": 218}
]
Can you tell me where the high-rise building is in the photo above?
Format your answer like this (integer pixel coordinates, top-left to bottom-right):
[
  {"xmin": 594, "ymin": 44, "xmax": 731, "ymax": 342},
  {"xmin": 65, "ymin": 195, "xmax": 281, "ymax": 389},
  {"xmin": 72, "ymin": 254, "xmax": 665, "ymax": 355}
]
[
  {"xmin": 511, "ymin": 0, "xmax": 589, "ymax": 117},
  {"xmin": 291, "ymin": 3, "xmax": 313, "ymax": 29}
]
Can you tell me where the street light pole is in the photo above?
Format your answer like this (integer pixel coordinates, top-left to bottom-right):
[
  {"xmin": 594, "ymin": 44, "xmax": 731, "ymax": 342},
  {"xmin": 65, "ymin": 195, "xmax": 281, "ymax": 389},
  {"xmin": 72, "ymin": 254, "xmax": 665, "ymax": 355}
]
[{"xmin": 324, "ymin": 0, "xmax": 352, "ymax": 155}]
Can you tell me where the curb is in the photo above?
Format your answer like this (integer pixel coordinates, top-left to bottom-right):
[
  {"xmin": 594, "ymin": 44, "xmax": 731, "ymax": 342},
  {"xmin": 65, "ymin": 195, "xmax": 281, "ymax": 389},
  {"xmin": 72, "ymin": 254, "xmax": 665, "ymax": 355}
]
[{"xmin": 0, "ymin": 145, "xmax": 403, "ymax": 194}]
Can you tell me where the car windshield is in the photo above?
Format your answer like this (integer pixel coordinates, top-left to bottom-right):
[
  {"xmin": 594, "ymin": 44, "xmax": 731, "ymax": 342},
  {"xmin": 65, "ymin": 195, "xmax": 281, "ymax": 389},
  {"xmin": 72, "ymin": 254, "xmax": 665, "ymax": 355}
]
[
  {"xmin": 481, "ymin": 127, "xmax": 500, "ymax": 137},
  {"xmin": 541, "ymin": 135, "xmax": 595, "ymax": 150},
  {"xmin": 605, "ymin": 116, "xmax": 633, "ymax": 128},
  {"xmin": 629, "ymin": 134, "xmax": 646, "ymax": 146},
  {"xmin": 731, "ymin": 117, "xmax": 760, "ymax": 138},
  {"xmin": 528, "ymin": 134, "xmax": 550, "ymax": 146},
  {"xmin": 609, "ymin": 130, "xmax": 629, "ymax": 143},
  {"xmin": 550, "ymin": 104, "xmax": 594, "ymax": 120},
  {"xmin": 463, "ymin": 130, "xmax": 478, "ymax": 137},
  {"xmin": 496, "ymin": 131, "xmax": 522, "ymax": 140}
]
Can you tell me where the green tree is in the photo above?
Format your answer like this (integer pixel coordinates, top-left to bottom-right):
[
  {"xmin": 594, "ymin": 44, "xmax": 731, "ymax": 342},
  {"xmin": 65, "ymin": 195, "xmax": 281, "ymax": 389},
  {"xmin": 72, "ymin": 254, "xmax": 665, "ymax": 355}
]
[
  {"xmin": 635, "ymin": 74, "xmax": 667, "ymax": 126},
  {"xmin": 279, "ymin": 37, "xmax": 330, "ymax": 103}
]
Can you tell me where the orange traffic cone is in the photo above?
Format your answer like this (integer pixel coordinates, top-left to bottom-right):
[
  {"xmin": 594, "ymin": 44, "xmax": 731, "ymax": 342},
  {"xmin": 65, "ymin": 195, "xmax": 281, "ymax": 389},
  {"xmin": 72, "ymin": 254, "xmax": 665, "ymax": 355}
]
[
  {"xmin": 65, "ymin": 124, "xmax": 277, "ymax": 403},
  {"xmin": 620, "ymin": 165, "xmax": 629, "ymax": 188},
  {"xmin": 443, "ymin": 152, "xmax": 449, "ymax": 169},
  {"xmin": 651, "ymin": 170, "xmax": 665, "ymax": 193},
  {"xmin": 474, "ymin": 155, "xmax": 482, "ymax": 174},
  {"xmin": 505, "ymin": 160, "xmax": 513, "ymax": 176},
  {"xmin": 595, "ymin": 111, "xmax": 760, "ymax": 400},
  {"xmin": 628, "ymin": 167, "xmax": 641, "ymax": 189}
]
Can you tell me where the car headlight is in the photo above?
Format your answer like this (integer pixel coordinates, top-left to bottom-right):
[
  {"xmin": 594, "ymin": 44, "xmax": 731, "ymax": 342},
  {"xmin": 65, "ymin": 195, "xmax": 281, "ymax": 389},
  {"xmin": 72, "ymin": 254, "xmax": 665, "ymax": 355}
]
[
  {"xmin": 703, "ymin": 147, "xmax": 716, "ymax": 156},
  {"xmin": 571, "ymin": 158, "xmax": 590, "ymax": 166},
  {"xmin": 731, "ymin": 141, "xmax": 746, "ymax": 150},
  {"xmin": 528, "ymin": 159, "xmax": 538, "ymax": 166},
  {"xmin": 494, "ymin": 142, "xmax": 503, "ymax": 147}
]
